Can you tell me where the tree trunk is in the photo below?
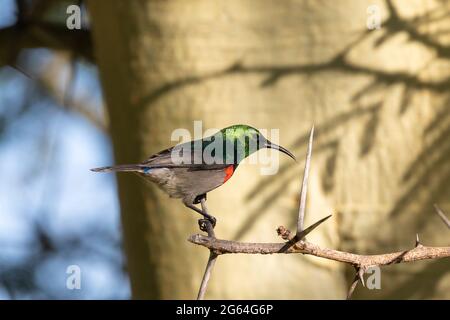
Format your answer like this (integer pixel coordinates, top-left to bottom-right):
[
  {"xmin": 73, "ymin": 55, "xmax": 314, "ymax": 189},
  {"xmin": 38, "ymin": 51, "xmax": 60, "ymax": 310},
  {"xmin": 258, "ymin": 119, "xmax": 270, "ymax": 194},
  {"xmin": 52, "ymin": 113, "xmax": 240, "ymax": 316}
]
[{"xmin": 87, "ymin": 0, "xmax": 450, "ymax": 299}]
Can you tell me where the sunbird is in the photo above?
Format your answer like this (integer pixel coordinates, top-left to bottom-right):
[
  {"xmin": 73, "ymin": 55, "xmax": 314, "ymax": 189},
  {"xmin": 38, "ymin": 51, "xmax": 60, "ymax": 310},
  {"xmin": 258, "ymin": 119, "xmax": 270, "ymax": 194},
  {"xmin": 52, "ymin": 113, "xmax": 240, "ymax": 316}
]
[{"xmin": 91, "ymin": 124, "xmax": 295, "ymax": 228}]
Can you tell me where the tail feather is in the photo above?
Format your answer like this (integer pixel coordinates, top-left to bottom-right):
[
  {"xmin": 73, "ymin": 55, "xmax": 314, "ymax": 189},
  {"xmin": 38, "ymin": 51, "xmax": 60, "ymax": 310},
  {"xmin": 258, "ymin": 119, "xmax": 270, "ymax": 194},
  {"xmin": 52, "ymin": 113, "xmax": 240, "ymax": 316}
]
[{"xmin": 90, "ymin": 164, "xmax": 144, "ymax": 173}]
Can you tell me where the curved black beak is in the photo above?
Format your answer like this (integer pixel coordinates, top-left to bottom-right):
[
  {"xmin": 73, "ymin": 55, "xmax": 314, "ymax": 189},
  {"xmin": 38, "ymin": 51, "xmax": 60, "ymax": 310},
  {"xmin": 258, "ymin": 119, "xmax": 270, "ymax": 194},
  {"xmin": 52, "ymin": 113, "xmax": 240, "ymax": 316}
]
[{"xmin": 265, "ymin": 141, "xmax": 296, "ymax": 161}]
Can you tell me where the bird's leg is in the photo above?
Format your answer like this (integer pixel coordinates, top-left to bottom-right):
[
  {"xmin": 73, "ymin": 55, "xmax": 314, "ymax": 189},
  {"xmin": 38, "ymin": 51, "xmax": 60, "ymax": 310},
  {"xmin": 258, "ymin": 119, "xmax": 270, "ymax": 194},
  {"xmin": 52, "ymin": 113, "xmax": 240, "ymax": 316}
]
[
  {"xmin": 185, "ymin": 203, "xmax": 217, "ymax": 228},
  {"xmin": 185, "ymin": 195, "xmax": 216, "ymax": 231},
  {"xmin": 193, "ymin": 193, "xmax": 207, "ymax": 204}
]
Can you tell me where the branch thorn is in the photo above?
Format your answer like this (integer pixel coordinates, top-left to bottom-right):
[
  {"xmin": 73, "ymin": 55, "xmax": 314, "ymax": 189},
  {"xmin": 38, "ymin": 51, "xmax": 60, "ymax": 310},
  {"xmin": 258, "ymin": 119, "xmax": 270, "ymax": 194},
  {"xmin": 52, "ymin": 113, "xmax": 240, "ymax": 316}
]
[
  {"xmin": 297, "ymin": 125, "xmax": 314, "ymax": 236},
  {"xmin": 434, "ymin": 204, "xmax": 450, "ymax": 229},
  {"xmin": 358, "ymin": 267, "xmax": 365, "ymax": 287},
  {"xmin": 347, "ymin": 272, "xmax": 359, "ymax": 300}
]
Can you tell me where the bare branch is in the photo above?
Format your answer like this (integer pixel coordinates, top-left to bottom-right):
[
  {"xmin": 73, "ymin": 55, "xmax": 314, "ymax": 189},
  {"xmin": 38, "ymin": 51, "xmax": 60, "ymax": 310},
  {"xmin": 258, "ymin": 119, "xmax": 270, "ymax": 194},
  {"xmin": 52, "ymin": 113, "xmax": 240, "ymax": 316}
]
[
  {"xmin": 189, "ymin": 233, "xmax": 450, "ymax": 266},
  {"xmin": 434, "ymin": 204, "xmax": 450, "ymax": 229},
  {"xmin": 297, "ymin": 126, "xmax": 314, "ymax": 234},
  {"xmin": 196, "ymin": 199, "xmax": 219, "ymax": 300},
  {"xmin": 197, "ymin": 251, "xmax": 218, "ymax": 300}
]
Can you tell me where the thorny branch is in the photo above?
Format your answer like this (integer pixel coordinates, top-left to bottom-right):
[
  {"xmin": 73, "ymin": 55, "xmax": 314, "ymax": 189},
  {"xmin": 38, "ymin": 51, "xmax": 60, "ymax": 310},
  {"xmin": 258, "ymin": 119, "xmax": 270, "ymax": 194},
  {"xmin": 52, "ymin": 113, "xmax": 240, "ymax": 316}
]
[
  {"xmin": 189, "ymin": 233, "xmax": 450, "ymax": 265},
  {"xmin": 190, "ymin": 127, "xmax": 450, "ymax": 299}
]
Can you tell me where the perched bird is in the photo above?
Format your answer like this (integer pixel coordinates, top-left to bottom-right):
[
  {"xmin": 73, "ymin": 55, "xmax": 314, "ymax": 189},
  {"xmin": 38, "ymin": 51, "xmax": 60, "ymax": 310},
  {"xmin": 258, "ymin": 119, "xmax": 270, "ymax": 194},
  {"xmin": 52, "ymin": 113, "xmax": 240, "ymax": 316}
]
[{"xmin": 91, "ymin": 124, "xmax": 295, "ymax": 228}]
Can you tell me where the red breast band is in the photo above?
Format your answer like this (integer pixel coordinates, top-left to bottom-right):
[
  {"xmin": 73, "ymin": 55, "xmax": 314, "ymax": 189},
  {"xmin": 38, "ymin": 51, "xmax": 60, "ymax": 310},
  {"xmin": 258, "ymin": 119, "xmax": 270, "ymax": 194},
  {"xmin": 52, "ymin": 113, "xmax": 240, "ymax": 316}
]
[{"xmin": 223, "ymin": 165, "xmax": 235, "ymax": 183}]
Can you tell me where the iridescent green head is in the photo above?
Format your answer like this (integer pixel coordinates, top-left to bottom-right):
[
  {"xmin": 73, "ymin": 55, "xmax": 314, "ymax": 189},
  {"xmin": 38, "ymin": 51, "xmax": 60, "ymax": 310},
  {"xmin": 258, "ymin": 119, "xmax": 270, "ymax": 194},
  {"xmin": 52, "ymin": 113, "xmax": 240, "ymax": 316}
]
[{"xmin": 211, "ymin": 124, "xmax": 295, "ymax": 164}]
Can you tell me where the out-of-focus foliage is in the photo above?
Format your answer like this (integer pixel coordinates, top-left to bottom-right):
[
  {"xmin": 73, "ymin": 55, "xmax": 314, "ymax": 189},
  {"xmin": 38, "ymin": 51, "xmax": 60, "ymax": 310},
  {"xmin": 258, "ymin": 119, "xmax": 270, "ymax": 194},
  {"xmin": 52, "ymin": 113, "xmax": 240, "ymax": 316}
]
[{"xmin": 0, "ymin": 0, "xmax": 129, "ymax": 299}]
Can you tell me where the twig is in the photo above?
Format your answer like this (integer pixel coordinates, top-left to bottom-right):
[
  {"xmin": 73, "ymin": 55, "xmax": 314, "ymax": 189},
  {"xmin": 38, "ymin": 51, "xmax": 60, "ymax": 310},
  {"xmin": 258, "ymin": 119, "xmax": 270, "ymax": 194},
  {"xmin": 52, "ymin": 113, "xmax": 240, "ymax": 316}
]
[
  {"xmin": 434, "ymin": 204, "xmax": 450, "ymax": 229},
  {"xmin": 196, "ymin": 199, "xmax": 219, "ymax": 300},
  {"xmin": 197, "ymin": 251, "xmax": 218, "ymax": 300},
  {"xmin": 297, "ymin": 126, "xmax": 314, "ymax": 235}
]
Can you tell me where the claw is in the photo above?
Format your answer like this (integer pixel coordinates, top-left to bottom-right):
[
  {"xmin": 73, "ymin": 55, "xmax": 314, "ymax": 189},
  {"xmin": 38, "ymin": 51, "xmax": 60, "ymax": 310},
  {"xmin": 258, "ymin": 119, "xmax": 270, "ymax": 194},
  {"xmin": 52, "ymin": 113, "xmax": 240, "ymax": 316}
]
[
  {"xmin": 198, "ymin": 217, "xmax": 216, "ymax": 232},
  {"xmin": 198, "ymin": 219, "xmax": 208, "ymax": 232}
]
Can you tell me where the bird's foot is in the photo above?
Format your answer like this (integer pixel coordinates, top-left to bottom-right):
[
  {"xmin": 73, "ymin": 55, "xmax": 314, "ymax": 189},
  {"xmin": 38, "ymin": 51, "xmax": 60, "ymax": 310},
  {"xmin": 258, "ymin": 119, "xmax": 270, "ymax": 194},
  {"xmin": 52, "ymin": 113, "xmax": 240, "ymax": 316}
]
[
  {"xmin": 198, "ymin": 216, "xmax": 216, "ymax": 232},
  {"xmin": 198, "ymin": 219, "xmax": 208, "ymax": 232}
]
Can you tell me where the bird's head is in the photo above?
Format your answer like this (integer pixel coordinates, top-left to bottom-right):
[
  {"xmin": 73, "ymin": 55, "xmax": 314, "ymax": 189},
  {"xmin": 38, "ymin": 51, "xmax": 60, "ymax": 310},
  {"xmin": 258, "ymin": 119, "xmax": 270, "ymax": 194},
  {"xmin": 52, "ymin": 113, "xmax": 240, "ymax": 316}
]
[{"xmin": 218, "ymin": 124, "xmax": 295, "ymax": 164}]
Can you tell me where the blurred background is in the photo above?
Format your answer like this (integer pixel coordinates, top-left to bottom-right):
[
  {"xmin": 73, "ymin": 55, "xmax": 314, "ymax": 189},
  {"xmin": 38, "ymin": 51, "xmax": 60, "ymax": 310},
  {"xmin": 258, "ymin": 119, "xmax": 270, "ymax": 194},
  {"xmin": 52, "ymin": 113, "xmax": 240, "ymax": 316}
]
[
  {"xmin": 0, "ymin": 0, "xmax": 449, "ymax": 299},
  {"xmin": 0, "ymin": 0, "xmax": 129, "ymax": 298}
]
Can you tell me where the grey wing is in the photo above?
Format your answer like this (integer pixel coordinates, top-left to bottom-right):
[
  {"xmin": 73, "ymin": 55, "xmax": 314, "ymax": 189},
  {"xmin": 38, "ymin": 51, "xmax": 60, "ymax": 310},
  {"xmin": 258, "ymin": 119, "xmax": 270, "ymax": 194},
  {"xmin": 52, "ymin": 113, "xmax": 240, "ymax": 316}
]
[
  {"xmin": 141, "ymin": 140, "xmax": 225, "ymax": 169},
  {"xmin": 142, "ymin": 147, "xmax": 175, "ymax": 166}
]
